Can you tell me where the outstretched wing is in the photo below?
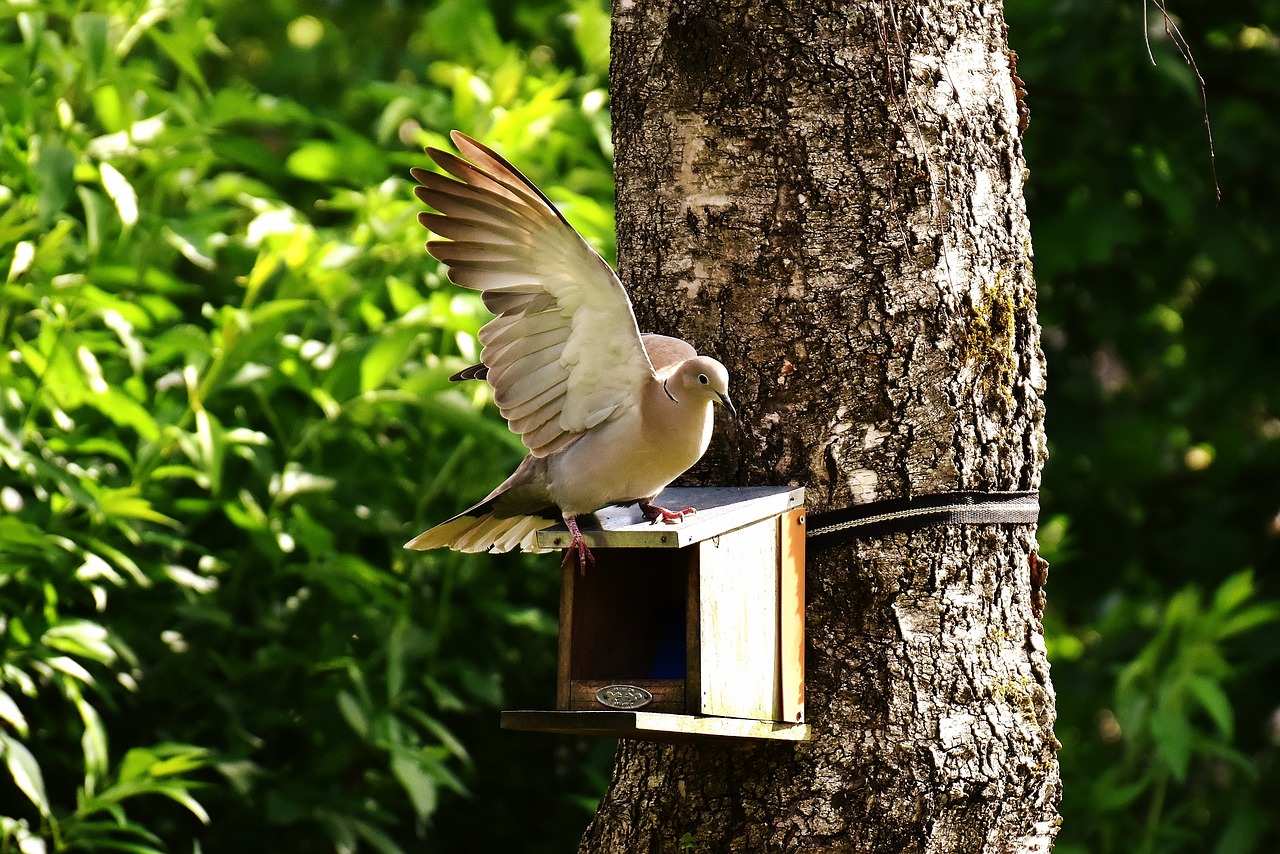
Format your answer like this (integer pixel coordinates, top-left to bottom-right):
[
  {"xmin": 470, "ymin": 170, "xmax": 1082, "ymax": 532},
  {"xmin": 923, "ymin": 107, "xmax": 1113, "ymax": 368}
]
[
  {"xmin": 449, "ymin": 333, "xmax": 695, "ymax": 384},
  {"xmin": 412, "ymin": 131, "xmax": 656, "ymax": 458}
]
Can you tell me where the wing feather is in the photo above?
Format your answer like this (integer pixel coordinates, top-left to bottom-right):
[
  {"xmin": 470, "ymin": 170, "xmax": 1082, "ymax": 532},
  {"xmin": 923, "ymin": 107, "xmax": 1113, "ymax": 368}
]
[
  {"xmin": 480, "ymin": 308, "xmax": 566, "ymax": 348},
  {"xmin": 494, "ymin": 358, "xmax": 573, "ymax": 409},
  {"xmin": 483, "ymin": 291, "xmax": 556, "ymax": 316},
  {"xmin": 502, "ymin": 378, "xmax": 568, "ymax": 423},
  {"xmin": 483, "ymin": 326, "xmax": 568, "ymax": 370},
  {"xmin": 413, "ymin": 132, "xmax": 656, "ymax": 458},
  {"xmin": 419, "ymin": 213, "xmax": 531, "ymax": 246}
]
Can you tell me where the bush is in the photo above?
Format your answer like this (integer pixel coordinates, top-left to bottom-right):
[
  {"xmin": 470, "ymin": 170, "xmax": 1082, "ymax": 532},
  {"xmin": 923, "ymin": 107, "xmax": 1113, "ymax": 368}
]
[
  {"xmin": 1, "ymin": 0, "xmax": 613, "ymax": 850},
  {"xmin": 4, "ymin": 0, "xmax": 1279, "ymax": 852}
]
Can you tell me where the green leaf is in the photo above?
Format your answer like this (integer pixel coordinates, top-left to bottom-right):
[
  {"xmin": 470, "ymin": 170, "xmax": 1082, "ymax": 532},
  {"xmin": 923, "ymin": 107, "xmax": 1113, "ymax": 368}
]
[
  {"xmin": 1149, "ymin": 706, "xmax": 1194, "ymax": 782},
  {"xmin": 33, "ymin": 137, "xmax": 78, "ymax": 221},
  {"xmin": 569, "ymin": 0, "xmax": 611, "ymax": 78},
  {"xmin": 47, "ymin": 655, "xmax": 96, "ymax": 685},
  {"xmin": 1211, "ymin": 570, "xmax": 1256, "ymax": 615},
  {"xmin": 91, "ymin": 85, "xmax": 127, "ymax": 133},
  {"xmin": 149, "ymin": 751, "xmax": 209, "ymax": 779},
  {"xmin": 1089, "ymin": 769, "xmax": 1153, "ymax": 813},
  {"xmin": 118, "ymin": 747, "xmax": 158, "ymax": 783},
  {"xmin": 0, "ymin": 691, "xmax": 28, "ymax": 738},
  {"xmin": 152, "ymin": 784, "xmax": 211, "ymax": 824},
  {"xmin": 386, "ymin": 620, "xmax": 407, "ymax": 702},
  {"xmin": 350, "ymin": 818, "xmax": 406, "ymax": 854},
  {"xmin": 336, "ymin": 691, "xmax": 370, "ymax": 738},
  {"xmin": 76, "ymin": 693, "xmax": 109, "ymax": 791},
  {"xmin": 1216, "ymin": 602, "xmax": 1280, "ymax": 639},
  {"xmin": 72, "ymin": 13, "xmax": 111, "ymax": 81},
  {"xmin": 1185, "ymin": 676, "xmax": 1233, "ymax": 738},
  {"xmin": 43, "ymin": 619, "xmax": 118, "ymax": 664},
  {"xmin": 100, "ymin": 162, "xmax": 139, "ymax": 229},
  {"xmin": 145, "ymin": 25, "xmax": 209, "ymax": 93},
  {"xmin": 360, "ymin": 326, "xmax": 422, "ymax": 393},
  {"xmin": 97, "ymin": 486, "xmax": 180, "ymax": 528},
  {"xmin": 390, "ymin": 752, "xmax": 438, "ymax": 820},
  {"xmin": 285, "ymin": 141, "xmax": 343, "ymax": 182},
  {"xmin": 1, "ymin": 732, "xmax": 50, "ymax": 816}
]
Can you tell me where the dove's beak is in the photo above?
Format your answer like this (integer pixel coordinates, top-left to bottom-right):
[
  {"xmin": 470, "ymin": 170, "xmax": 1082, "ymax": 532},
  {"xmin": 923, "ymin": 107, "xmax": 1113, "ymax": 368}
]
[{"xmin": 716, "ymin": 392, "xmax": 738, "ymax": 420}]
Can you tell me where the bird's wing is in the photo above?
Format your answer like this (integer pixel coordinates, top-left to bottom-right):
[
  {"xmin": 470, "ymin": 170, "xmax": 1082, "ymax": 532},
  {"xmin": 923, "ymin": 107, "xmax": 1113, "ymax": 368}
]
[
  {"xmin": 412, "ymin": 131, "xmax": 656, "ymax": 458},
  {"xmin": 450, "ymin": 333, "xmax": 695, "ymax": 384}
]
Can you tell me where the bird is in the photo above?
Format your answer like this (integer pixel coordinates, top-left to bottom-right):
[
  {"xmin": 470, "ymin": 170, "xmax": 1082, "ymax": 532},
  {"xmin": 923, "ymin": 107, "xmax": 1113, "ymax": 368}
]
[{"xmin": 403, "ymin": 131, "xmax": 735, "ymax": 571}]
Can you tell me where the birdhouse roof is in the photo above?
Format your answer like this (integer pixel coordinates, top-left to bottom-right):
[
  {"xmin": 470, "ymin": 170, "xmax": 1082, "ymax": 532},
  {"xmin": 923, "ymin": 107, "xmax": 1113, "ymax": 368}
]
[{"xmin": 535, "ymin": 486, "xmax": 804, "ymax": 550}]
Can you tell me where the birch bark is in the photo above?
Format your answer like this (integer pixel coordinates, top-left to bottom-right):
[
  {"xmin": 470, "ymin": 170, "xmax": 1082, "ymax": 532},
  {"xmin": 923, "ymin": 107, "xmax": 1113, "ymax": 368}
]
[{"xmin": 579, "ymin": 0, "xmax": 1059, "ymax": 851}]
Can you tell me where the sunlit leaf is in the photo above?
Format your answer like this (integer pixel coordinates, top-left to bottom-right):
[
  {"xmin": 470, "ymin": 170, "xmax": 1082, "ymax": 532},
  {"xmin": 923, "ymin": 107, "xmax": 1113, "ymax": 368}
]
[
  {"xmin": 390, "ymin": 752, "xmax": 438, "ymax": 821},
  {"xmin": 75, "ymin": 692, "xmax": 109, "ymax": 791},
  {"xmin": 99, "ymin": 161, "xmax": 139, "ymax": 228},
  {"xmin": 153, "ymin": 784, "xmax": 211, "ymax": 824},
  {"xmin": 0, "ymin": 691, "xmax": 28, "ymax": 738},
  {"xmin": 361, "ymin": 326, "xmax": 422, "ymax": 392},
  {"xmin": 337, "ymin": 691, "xmax": 370, "ymax": 738},
  {"xmin": 1186, "ymin": 676, "xmax": 1233, "ymax": 739},
  {"xmin": 0, "ymin": 732, "xmax": 50, "ymax": 816},
  {"xmin": 46, "ymin": 656, "xmax": 95, "ymax": 685},
  {"xmin": 43, "ymin": 620, "xmax": 117, "ymax": 664},
  {"xmin": 97, "ymin": 486, "xmax": 180, "ymax": 528}
]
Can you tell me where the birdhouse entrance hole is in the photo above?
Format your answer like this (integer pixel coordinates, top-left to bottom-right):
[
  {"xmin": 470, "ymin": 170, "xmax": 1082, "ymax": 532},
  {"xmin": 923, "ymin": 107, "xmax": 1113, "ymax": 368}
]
[
  {"xmin": 501, "ymin": 486, "xmax": 811, "ymax": 742},
  {"xmin": 561, "ymin": 549, "xmax": 691, "ymax": 713}
]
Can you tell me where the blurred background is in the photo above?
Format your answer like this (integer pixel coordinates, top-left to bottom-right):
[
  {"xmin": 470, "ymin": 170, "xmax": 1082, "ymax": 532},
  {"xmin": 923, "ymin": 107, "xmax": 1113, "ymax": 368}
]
[{"xmin": 0, "ymin": 0, "xmax": 1276, "ymax": 851}]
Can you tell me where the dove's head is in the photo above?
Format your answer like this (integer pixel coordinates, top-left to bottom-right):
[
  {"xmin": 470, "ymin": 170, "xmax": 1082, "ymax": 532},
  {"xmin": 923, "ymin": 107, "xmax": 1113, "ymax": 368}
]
[{"xmin": 673, "ymin": 356, "xmax": 736, "ymax": 419}]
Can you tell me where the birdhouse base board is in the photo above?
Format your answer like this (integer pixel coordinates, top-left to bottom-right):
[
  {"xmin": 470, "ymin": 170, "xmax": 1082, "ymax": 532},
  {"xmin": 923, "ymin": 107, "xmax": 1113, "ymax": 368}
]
[{"xmin": 501, "ymin": 710, "xmax": 811, "ymax": 743}]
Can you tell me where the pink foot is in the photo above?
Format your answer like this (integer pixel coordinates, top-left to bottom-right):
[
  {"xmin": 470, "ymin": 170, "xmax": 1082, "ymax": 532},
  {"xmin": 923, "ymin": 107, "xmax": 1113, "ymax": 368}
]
[
  {"xmin": 560, "ymin": 515, "xmax": 595, "ymax": 575},
  {"xmin": 639, "ymin": 501, "xmax": 697, "ymax": 525}
]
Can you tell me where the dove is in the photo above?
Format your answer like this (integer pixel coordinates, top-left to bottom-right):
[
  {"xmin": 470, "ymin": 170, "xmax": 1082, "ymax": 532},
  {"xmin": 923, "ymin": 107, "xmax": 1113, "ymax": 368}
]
[{"xmin": 403, "ymin": 131, "xmax": 735, "ymax": 571}]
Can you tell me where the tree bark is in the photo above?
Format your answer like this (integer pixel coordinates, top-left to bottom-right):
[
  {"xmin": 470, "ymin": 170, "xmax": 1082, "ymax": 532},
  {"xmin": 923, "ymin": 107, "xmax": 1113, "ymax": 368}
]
[{"xmin": 580, "ymin": 1, "xmax": 1059, "ymax": 852}]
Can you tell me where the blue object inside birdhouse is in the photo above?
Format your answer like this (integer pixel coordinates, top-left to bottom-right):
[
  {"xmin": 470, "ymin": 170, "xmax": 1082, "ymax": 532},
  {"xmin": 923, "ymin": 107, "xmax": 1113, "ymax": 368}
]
[{"xmin": 649, "ymin": 609, "xmax": 686, "ymax": 678}]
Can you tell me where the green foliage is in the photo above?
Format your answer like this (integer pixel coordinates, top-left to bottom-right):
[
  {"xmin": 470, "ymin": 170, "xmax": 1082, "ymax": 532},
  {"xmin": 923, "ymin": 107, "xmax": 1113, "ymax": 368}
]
[
  {"xmin": 4, "ymin": 0, "xmax": 1278, "ymax": 851},
  {"xmin": 1064, "ymin": 573, "xmax": 1279, "ymax": 854},
  {"xmin": 1, "ymin": 0, "xmax": 611, "ymax": 850},
  {"xmin": 1009, "ymin": 0, "xmax": 1280, "ymax": 850}
]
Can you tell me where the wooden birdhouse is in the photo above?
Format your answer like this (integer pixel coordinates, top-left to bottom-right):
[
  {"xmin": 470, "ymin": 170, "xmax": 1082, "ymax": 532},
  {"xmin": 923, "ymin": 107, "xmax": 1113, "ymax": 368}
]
[{"xmin": 501, "ymin": 486, "xmax": 809, "ymax": 742}]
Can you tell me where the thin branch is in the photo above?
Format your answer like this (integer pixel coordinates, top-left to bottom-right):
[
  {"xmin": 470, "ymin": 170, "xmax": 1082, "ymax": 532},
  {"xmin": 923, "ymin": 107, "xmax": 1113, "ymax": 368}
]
[{"xmin": 1146, "ymin": 0, "xmax": 1221, "ymax": 203}]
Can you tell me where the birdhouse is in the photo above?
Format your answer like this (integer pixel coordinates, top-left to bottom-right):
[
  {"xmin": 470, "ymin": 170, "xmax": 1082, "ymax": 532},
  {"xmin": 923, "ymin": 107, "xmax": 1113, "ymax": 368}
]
[{"xmin": 501, "ymin": 486, "xmax": 810, "ymax": 742}]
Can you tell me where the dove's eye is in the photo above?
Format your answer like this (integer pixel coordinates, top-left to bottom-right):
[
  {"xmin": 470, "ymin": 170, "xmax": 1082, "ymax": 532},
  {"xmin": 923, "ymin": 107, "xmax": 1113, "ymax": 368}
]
[{"xmin": 698, "ymin": 374, "xmax": 709, "ymax": 385}]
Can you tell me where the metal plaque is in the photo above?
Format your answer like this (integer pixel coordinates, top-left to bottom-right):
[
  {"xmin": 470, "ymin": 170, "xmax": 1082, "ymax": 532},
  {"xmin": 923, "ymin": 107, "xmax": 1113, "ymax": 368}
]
[{"xmin": 595, "ymin": 684, "xmax": 653, "ymax": 710}]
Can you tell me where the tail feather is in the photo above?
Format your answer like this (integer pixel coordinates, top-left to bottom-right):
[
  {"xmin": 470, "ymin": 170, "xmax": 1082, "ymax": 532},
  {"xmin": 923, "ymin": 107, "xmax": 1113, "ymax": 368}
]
[
  {"xmin": 405, "ymin": 506, "xmax": 556, "ymax": 554},
  {"xmin": 453, "ymin": 514, "xmax": 511, "ymax": 552},
  {"xmin": 491, "ymin": 515, "xmax": 553, "ymax": 552}
]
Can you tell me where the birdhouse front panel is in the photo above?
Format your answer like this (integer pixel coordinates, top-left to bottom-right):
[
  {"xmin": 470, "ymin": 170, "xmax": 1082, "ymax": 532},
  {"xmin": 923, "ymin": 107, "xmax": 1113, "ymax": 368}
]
[
  {"xmin": 693, "ymin": 518, "xmax": 781, "ymax": 720},
  {"xmin": 502, "ymin": 487, "xmax": 809, "ymax": 741}
]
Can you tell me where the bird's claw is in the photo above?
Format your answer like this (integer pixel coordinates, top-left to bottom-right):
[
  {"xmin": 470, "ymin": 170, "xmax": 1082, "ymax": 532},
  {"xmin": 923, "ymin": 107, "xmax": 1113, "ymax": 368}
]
[
  {"xmin": 561, "ymin": 542, "xmax": 595, "ymax": 575},
  {"xmin": 640, "ymin": 502, "xmax": 697, "ymax": 525},
  {"xmin": 562, "ymin": 516, "xmax": 596, "ymax": 575}
]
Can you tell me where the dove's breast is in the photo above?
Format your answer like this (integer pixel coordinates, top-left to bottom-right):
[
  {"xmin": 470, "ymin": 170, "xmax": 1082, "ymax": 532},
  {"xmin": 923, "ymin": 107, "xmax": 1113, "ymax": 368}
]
[{"xmin": 546, "ymin": 384, "xmax": 715, "ymax": 516}]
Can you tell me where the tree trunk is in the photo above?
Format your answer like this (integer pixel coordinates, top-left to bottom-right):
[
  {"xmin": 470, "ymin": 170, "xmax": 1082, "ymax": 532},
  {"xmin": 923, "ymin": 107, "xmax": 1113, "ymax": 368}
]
[{"xmin": 581, "ymin": 1, "xmax": 1059, "ymax": 851}]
